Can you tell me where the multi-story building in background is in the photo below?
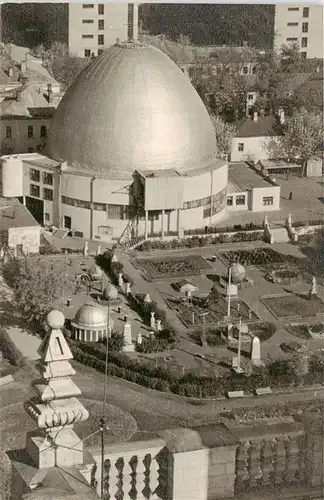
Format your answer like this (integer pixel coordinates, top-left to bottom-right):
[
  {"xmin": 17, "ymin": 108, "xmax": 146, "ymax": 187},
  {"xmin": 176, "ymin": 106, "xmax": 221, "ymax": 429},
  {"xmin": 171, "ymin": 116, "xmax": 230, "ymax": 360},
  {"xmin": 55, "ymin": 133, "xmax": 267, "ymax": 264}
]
[
  {"xmin": 274, "ymin": 4, "xmax": 324, "ymax": 59},
  {"xmin": 68, "ymin": 3, "xmax": 138, "ymax": 58}
]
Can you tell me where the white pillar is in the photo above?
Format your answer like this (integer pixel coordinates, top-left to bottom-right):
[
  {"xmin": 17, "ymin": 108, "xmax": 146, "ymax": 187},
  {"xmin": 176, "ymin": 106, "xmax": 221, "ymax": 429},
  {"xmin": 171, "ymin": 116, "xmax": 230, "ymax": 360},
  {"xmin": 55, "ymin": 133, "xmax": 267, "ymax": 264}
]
[
  {"xmin": 177, "ymin": 209, "xmax": 181, "ymax": 238},
  {"xmin": 144, "ymin": 210, "xmax": 148, "ymax": 239},
  {"xmin": 161, "ymin": 209, "xmax": 165, "ymax": 240}
]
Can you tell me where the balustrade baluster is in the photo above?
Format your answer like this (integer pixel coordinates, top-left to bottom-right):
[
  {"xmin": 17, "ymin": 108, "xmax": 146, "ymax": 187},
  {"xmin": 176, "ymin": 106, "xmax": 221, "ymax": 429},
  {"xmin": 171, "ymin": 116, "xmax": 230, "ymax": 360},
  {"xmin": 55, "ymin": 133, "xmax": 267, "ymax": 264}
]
[
  {"xmin": 261, "ymin": 440, "xmax": 274, "ymax": 486},
  {"xmin": 285, "ymin": 436, "xmax": 300, "ymax": 484},
  {"xmin": 135, "ymin": 454, "xmax": 148, "ymax": 499},
  {"xmin": 110, "ymin": 458, "xmax": 123, "ymax": 500},
  {"xmin": 248, "ymin": 440, "xmax": 261, "ymax": 488},
  {"xmin": 124, "ymin": 457, "xmax": 136, "ymax": 500},
  {"xmin": 148, "ymin": 456, "xmax": 160, "ymax": 497},
  {"xmin": 235, "ymin": 441, "xmax": 249, "ymax": 491},
  {"xmin": 274, "ymin": 438, "xmax": 286, "ymax": 485}
]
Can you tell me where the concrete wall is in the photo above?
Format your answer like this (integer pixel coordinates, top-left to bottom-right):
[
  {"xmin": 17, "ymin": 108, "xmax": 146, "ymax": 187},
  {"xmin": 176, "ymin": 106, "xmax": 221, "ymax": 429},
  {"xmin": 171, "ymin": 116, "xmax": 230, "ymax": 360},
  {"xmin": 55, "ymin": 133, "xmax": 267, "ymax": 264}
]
[
  {"xmin": 274, "ymin": 4, "xmax": 324, "ymax": 59},
  {"xmin": 8, "ymin": 226, "xmax": 40, "ymax": 253},
  {"xmin": 231, "ymin": 136, "xmax": 282, "ymax": 162},
  {"xmin": 251, "ymin": 185, "xmax": 281, "ymax": 212},
  {"xmin": 0, "ymin": 118, "xmax": 52, "ymax": 156}
]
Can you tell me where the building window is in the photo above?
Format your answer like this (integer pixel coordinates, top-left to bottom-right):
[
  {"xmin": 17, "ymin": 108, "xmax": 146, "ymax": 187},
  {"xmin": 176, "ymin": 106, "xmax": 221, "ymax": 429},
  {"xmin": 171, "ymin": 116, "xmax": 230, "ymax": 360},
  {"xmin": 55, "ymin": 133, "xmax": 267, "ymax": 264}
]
[
  {"xmin": 242, "ymin": 66, "xmax": 249, "ymax": 74},
  {"xmin": 93, "ymin": 202, "xmax": 106, "ymax": 211},
  {"xmin": 287, "ymin": 22, "xmax": 298, "ymax": 26},
  {"xmin": 98, "ymin": 19, "xmax": 104, "ymax": 30},
  {"xmin": 252, "ymin": 66, "xmax": 257, "ymax": 74},
  {"xmin": 40, "ymin": 125, "xmax": 47, "ymax": 138},
  {"xmin": 107, "ymin": 204, "xmax": 123, "ymax": 219},
  {"xmin": 45, "ymin": 212, "xmax": 50, "ymax": 222},
  {"xmin": 82, "ymin": 34, "xmax": 94, "ymax": 39},
  {"xmin": 238, "ymin": 143, "xmax": 244, "ymax": 152},
  {"xmin": 82, "ymin": 19, "xmax": 93, "ymax": 23},
  {"xmin": 5, "ymin": 126, "xmax": 12, "ymax": 138},
  {"xmin": 82, "ymin": 4, "xmax": 94, "ymax": 8},
  {"xmin": 301, "ymin": 52, "xmax": 307, "ymax": 59},
  {"xmin": 43, "ymin": 188, "xmax": 53, "ymax": 201},
  {"xmin": 64, "ymin": 215, "xmax": 71, "ymax": 229},
  {"xmin": 263, "ymin": 196, "xmax": 274, "ymax": 206},
  {"xmin": 28, "ymin": 147, "xmax": 34, "ymax": 153},
  {"xmin": 61, "ymin": 196, "xmax": 91, "ymax": 209},
  {"xmin": 301, "ymin": 37, "xmax": 308, "ymax": 48},
  {"xmin": 286, "ymin": 38, "xmax": 298, "ymax": 42},
  {"xmin": 98, "ymin": 4, "xmax": 104, "ymax": 15},
  {"xmin": 29, "ymin": 168, "xmax": 40, "ymax": 182},
  {"xmin": 303, "ymin": 7, "xmax": 309, "ymax": 17},
  {"xmin": 28, "ymin": 125, "xmax": 34, "ymax": 138},
  {"xmin": 203, "ymin": 207, "xmax": 211, "ymax": 219},
  {"xmin": 98, "ymin": 34, "xmax": 104, "ymax": 45},
  {"xmin": 227, "ymin": 196, "xmax": 233, "ymax": 206},
  {"xmin": 42, "ymin": 172, "xmax": 53, "ymax": 185},
  {"xmin": 302, "ymin": 22, "xmax": 308, "ymax": 33},
  {"xmin": 236, "ymin": 195, "xmax": 246, "ymax": 206},
  {"xmin": 288, "ymin": 7, "xmax": 299, "ymax": 11},
  {"xmin": 84, "ymin": 49, "xmax": 91, "ymax": 57},
  {"xmin": 248, "ymin": 93, "xmax": 254, "ymax": 100},
  {"xmin": 98, "ymin": 49, "xmax": 104, "ymax": 56},
  {"xmin": 30, "ymin": 184, "xmax": 40, "ymax": 197}
]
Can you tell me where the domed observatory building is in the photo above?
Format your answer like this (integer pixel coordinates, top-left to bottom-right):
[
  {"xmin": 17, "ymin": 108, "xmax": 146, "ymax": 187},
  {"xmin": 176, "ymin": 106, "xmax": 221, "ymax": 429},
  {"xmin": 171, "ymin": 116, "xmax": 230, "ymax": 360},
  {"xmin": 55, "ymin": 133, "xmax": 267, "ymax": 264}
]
[{"xmin": 0, "ymin": 41, "xmax": 228, "ymax": 243}]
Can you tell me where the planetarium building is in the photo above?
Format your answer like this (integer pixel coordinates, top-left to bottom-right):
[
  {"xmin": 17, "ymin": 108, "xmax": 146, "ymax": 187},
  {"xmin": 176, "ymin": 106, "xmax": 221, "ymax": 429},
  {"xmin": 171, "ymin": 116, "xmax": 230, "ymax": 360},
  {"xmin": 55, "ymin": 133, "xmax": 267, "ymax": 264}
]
[{"xmin": 0, "ymin": 41, "xmax": 228, "ymax": 243}]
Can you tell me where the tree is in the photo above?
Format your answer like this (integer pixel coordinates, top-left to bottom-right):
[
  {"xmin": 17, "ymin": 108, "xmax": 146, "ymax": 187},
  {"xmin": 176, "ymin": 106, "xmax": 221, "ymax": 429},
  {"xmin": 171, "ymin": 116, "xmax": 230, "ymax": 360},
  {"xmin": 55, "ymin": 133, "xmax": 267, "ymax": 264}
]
[
  {"xmin": 280, "ymin": 42, "xmax": 302, "ymax": 73},
  {"xmin": 211, "ymin": 115, "xmax": 235, "ymax": 158},
  {"xmin": 281, "ymin": 108, "xmax": 323, "ymax": 176},
  {"xmin": 3, "ymin": 257, "xmax": 69, "ymax": 327},
  {"xmin": 50, "ymin": 56, "xmax": 91, "ymax": 91}
]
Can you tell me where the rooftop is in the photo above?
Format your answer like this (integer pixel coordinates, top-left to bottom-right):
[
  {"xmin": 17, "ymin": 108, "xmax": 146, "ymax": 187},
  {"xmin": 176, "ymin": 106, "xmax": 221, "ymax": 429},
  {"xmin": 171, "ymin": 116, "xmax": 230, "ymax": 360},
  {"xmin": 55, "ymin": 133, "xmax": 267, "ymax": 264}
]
[
  {"xmin": 235, "ymin": 116, "xmax": 282, "ymax": 138},
  {"xmin": 0, "ymin": 83, "xmax": 57, "ymax": 118},
  {"xmin": 228, "ymin": 162, "xmax": 274, "ymax": 192},
  {"xmin": 0, "ymin": 197, "xmax": 39, "ymax": 230}
]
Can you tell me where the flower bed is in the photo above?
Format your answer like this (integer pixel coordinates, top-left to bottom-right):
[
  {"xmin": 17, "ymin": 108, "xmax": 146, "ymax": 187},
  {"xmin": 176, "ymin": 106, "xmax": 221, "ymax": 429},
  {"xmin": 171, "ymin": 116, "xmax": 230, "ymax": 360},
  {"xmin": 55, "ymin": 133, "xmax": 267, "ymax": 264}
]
[
  {"xmin": 189, "ymin": 327, "xmax": 227, "ymax": 347},
  {"xmin": 286, "ymin": 324, "xmax": 312, "ymax": 340},
  {"xmin": 136, "ymin": 231, "xmax": 263, "ymax": 252},
  {"xmin": 265, "ymin": 269, "xmax": 302, "ymax": 284},
  {"xmin": 221, "ymin": 247, "xmax": 303, "ymax": 268},
  {"xmin": 262, "ymin": 294, "xmax": 324, "ymax": 320},
  {"xmin": 133, "ymin": 255, "xmax": 212, "ymax": 281},
  {"xmin": 165, "ymin": 296, "xmax": 259, "ymax": 328}
]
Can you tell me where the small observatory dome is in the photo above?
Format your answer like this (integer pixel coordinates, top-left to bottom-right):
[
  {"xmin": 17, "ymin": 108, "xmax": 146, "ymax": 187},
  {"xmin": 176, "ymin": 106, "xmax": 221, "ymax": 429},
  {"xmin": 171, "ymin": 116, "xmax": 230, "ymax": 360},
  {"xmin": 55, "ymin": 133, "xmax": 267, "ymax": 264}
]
[{"xmin": 71, "ymin": 303, "xmax": 113, "ymax": 342}]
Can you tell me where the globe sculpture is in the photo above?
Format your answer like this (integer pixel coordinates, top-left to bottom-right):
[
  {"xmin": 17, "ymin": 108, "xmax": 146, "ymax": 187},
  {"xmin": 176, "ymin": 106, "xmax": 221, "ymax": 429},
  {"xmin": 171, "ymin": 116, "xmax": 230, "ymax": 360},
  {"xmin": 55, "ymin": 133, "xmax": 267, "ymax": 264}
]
[
  {"xmin": 88, "ymin": 265, "xmax": 103, "ymax": 280},
  {"xmin": 103, "ymin": 283, "xmax": 118, "ymax": 301},
  {"xmin": 230, "ymin": 263, "xmax": 246, "ymax": 284}
]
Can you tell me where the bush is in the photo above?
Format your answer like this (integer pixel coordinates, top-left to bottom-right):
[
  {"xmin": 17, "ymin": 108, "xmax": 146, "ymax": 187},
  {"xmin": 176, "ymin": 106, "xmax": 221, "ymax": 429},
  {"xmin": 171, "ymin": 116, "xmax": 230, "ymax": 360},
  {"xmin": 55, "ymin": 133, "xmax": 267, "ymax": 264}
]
[{"xmin": 0, "ymin": 328, "xmax": 24, "ymax": 367}]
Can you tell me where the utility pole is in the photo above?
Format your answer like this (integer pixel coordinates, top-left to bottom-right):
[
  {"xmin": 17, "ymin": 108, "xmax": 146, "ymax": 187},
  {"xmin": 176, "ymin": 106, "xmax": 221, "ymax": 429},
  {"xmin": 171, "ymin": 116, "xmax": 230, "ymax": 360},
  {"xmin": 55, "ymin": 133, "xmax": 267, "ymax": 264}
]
[
  {"xmin": 199, "ymin": 311, "xmax": 209, "ymax": 348},
  {"xmin": 234, "ymin": 316, "xmax": 244, "ymax": 374},
  {"xmin": 227, "ymin": 265, "xmax": 232, "ymax": 318},
  {"xmin": 100, "ymin": 296, "xmax": 111, "ymax": 498}
]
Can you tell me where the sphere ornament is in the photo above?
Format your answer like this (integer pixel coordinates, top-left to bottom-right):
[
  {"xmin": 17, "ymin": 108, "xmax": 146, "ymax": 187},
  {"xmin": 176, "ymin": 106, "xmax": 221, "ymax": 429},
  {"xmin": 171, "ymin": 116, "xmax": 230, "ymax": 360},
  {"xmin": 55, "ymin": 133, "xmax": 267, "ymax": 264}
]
[
  {"xmin": 46, "ymin": 310, "xmax": 65, "ymax": 330},
  {"xmin": 103, "ymin": 283, "xmax": 118, "ymax": 301},
  {"xmin": 230, "ymin": 263, "xmax": 246, "ymax": 284}
]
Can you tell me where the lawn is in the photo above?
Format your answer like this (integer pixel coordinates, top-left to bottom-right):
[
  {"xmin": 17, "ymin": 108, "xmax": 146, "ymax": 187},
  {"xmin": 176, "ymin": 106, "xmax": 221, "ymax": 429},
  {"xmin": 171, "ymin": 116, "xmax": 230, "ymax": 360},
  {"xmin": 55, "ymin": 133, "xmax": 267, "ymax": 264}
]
[
  {"xmin": 134, "ymin": 255, "xmax": 212, "ymax": 281},
  {"xmin": 262, "ymin": 293, "xmax": 324, "ymax": 320},
  {"xmin": 221, "ymin": 247, "xmax": 303, "ymax": 268},
  {"xmin": 165, "ymin": 296, "xmax": 258, "ymax": 328}
]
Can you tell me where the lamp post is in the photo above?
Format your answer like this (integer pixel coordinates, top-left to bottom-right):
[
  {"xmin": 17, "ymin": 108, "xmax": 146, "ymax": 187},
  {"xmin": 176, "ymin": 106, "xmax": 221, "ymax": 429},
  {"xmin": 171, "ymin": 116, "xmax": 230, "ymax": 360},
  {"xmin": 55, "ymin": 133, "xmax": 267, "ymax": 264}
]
[
  {"xmin": 199, "ymin": 311, "xmax": 209, "ymax": 348},
  {"xmin": 227, "ymin": 265, "xmax": 232, "ymax": 318},
  {"xmin": 100, "ymin": 292, "xmax": 112, "ymax": 498}
]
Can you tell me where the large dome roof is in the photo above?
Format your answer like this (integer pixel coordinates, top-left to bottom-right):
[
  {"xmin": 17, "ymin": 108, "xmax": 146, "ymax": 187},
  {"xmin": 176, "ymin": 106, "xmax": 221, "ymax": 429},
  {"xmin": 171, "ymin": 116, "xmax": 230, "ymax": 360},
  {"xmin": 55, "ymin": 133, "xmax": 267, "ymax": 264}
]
[{"xmin": 46, "ymin": 43, "xmax": 217, "ymax": 178}]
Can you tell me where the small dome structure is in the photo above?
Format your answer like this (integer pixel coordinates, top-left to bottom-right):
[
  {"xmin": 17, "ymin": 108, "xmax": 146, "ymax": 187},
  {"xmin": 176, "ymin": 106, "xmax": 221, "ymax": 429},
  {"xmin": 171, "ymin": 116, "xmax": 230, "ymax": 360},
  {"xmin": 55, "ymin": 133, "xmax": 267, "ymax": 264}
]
[
  {"xmin": 71, "ymin": 303, "xmax": 112, "ymax": 342},
  {"xmin": 230, "ymin": 263, "xmax": 246, "ymax": 284},
  {"xmin": 103, "ymin": 283, "xmax": 118, "ymax": 300},
  {"xmin": 88, "ymin": 265, "xmax": 103, "ymax": 279}
]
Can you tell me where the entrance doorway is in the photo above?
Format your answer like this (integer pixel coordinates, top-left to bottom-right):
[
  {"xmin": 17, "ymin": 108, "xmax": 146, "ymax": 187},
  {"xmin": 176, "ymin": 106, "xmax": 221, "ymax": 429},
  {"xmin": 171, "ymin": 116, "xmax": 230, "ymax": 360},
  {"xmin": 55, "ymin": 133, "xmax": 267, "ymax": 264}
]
[
  {"xmin": 25, "ymin": 197, "xmax": 44, "ymax": 225},
  {"xmin": 64, "ymin": 216, "xmax": 72, "ymax": 230}
]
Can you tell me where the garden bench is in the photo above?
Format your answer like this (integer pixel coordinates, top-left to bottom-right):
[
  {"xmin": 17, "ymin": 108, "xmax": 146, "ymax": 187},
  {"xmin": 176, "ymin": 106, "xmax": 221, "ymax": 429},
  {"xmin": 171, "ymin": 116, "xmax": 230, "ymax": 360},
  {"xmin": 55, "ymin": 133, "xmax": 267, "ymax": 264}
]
[
  {"xmin": 227, "ymin": 390, "xmax": 244, "ymax": 399},
  {"xmin": 0, "ymin": 374, "xmax": 14, "ymax": 387},
  {"xmin": 255, "ymin": 387, "xmax": 272, "ymax": 396}
]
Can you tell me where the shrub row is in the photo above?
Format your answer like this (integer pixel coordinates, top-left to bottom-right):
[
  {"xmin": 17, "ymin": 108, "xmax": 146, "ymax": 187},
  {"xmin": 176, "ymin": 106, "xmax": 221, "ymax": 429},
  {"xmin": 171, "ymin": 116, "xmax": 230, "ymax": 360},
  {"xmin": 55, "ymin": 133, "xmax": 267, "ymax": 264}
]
[
  {"xmin": 0, "ymin": 328, "xmax": 25, "ymax": 367},
  {"xmin": 136, "ymin": 231, "xmax": 263, "ymax": 252},
  {"xmin": 184, "ymin": 223, "xmax": 264, "ymax": 236},
  {"xmin": 96, "ymin": 250, "xmax": 133, "ymax": 286},
  {"xmin": 71, "ymin": 336, "xmax": 324, "ymax": 397}
]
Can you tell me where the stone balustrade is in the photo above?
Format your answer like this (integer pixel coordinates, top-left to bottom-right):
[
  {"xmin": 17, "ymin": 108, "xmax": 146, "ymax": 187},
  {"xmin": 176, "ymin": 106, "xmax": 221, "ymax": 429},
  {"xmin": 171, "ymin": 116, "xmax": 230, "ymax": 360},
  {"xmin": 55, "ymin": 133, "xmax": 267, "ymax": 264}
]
[{"xmin": 82, "ymin": 418, "xmax": 323, "ymax": 500}]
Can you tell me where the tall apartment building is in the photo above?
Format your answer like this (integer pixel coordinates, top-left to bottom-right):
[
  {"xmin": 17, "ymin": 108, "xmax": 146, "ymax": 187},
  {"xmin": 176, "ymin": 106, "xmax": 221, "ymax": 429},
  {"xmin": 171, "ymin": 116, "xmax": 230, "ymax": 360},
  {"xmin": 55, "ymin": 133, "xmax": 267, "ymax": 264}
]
[
  {"xmin": 68, "ymin": 3, "xmax": 138, "ymax": 58},
  {"xmin": 274, "ymin": 4, "xmax": 323, "ymax": 59}
]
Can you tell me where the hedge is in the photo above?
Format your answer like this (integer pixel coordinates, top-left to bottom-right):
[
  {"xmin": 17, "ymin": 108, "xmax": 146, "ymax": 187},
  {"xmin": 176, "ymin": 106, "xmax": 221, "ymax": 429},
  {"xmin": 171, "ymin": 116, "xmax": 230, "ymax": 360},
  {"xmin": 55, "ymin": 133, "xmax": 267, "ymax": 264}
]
[
  {"xmin": 136, "ymin": 231, "xmax": 263, "ymax": 252},
  {"xmin": 0, "ymin": 328, "xmax": 25, "ymax": 367},
  {"xmin": 70, "ymin": 336, "xmax": 324, "ymax": 397}
]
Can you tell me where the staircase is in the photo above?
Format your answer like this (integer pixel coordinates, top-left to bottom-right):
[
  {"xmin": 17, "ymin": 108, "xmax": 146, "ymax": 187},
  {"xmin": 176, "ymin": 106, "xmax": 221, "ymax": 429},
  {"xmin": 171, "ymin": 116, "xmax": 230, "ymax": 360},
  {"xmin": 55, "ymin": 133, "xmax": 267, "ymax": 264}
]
[
  {"xmin": 116, "ymin": 218, "xmax": 145, "ymax": 251},
  {"xmin": 271, "ymin": 222, "xmax": 290, "ymax": 243}
]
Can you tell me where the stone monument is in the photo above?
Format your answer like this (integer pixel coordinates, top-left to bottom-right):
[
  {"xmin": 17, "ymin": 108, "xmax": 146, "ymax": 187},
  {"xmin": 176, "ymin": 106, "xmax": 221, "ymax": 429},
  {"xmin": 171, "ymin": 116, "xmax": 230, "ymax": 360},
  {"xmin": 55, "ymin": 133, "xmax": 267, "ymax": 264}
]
[
  {"xmin": 309, "ymin": 276, "xmax": 317, "ymax": 299},
  {"xmin": 111, "ymin": 253, "xmax": 119, "ymax": 263},
  {"xmin": 123, "ymin": 322, "xmax": 134, "ymax": 352},
  {"xmin": 125, "ymin": 282, "xmax": 131, "ymax": 295},
  {"xmin": 118, "ymin": 272, "xmax": 124, "ymax": 288},
  {"xmin": 156, "ymin": 319, "xmax": 162, "ymax": 332},
  {"xmin": 136, "ymin": 332, "xmax": 143, "ymax": 345},
  {"xmin": 250, "ymin": 336, "xmax": 263, "ymax": 367},
  {"xmin": 96, "ymin": 244, "xmax": 101, "ymax": 256},
  {"xmin": 150, "ymin": 311, "xmax": 156, "ymax": 330},
  {"xmin": 143, "ymin": 293, "xmax": 152, "ymax": 304},
  {"xmin": 83, "ymin": 240, "xmax": 89, "ymax": 256}
]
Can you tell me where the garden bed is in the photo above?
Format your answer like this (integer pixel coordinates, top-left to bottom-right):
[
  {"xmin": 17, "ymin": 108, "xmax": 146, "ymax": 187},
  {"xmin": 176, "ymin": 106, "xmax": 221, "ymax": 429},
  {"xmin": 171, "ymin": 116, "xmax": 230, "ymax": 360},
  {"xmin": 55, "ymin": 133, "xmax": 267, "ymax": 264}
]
[
  {"xmin": 165, "ymin": 296, "xmax": 259, "ymax": 328},
  {"xmin": 262, "ymin": 294, "xmax": 324, "ymax": 320},
  {"xmin": 133, "ymin": 255, "xmax": 212, "ymax": 281},
  {"xmin": 221, "ymin": 247, "xmax": 304, "ymax": 268}
]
